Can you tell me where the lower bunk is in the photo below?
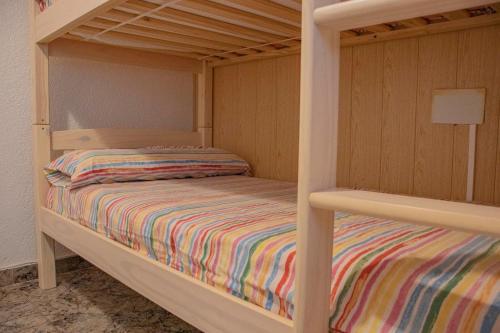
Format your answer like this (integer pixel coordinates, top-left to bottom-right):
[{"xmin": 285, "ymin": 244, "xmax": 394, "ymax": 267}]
[{"xmin": 44, "ymin": 175, "xmax": 499, "ymax": 333}]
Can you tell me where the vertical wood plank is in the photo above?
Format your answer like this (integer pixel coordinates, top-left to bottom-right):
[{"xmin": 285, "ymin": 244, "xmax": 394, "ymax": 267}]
[
  {"xmin": 276, "ymin": 55, "xmax": 301, "ymax": 182},
  {"xmin": 380, "ymin": 38, "xmax": 419, "ymax": 194},
  {"xmin": 350, "ymin": 43, "xmax": 384, "ymax": 190},
  {"xmin": 337, "ymin": 47, "xmax": 353, "ymax": 187},
  {"xmin": 213, "ymin": 65, "xmax": 238, "ymax": 153},
  {"xmin": 414, "ymin": 32, "xmax": 458, "ymax": 200},
  {"xmin": 255, "ymin": 58, "xmax": 278, "ymax": 179},
  {"xmin": 235, "ymin": 62, "xmax": 257, "ymax": 168},
  {"xmin": 196, "ymin": 61, "xmax": 213, "ymax": 147},
  {"xmin": 495, "ymin": 26, "xmax": 500, "ymax": 206},
  {"xmin": 457, "ymin": 26, "xmax": 500, "ymax": 204}
]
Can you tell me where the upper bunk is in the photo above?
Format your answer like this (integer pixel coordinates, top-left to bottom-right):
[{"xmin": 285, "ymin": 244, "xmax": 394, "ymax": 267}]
[{"xmin": 34, "ymin": 0, "xmax": 500, "ymax": 67}]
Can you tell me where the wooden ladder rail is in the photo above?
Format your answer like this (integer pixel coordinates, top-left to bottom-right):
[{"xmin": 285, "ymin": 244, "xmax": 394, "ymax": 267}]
[{"xmin": 294, "ymin": 0, "xmax": 498, "ymax": 332}]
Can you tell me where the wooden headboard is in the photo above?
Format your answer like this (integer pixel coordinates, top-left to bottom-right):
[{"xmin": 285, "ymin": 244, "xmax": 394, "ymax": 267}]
[{"xmin": 50, "ymin": 128, "xmax": 203, "ymax": 150}]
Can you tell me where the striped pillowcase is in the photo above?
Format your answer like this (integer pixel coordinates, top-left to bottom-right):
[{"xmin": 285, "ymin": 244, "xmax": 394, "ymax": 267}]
[{"xmin": 45, "ymin": 148, "xmax": 251, "ymax": 189}]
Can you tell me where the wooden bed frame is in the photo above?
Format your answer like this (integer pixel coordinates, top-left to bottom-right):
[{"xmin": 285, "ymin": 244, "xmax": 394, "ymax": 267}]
[{"xmin": 31, "ymin": 1, "xmax": 500, "ymax": 333}]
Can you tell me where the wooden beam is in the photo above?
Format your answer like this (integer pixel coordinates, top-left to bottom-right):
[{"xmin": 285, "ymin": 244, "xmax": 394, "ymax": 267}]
[
  {"xmin": 309, "ymin": 190, "xmax": 500, "ymax": 237},
  {"xmin": 294, "ymin": 0, "xmax": 338, "ymax": 331},
  {"xmin": 119, "ymin": 0, "xmax": 300, "ymax": 44},
  {"xmin": 100, "ymin": 9, "xmax": 277, "ymax": 51},
  {"xmin": 49, "ymin": 38, "xmax": 203, "ymax": 73},
  {"xmin": 211, "ymin": 44, "xmax": 300, "ymax": 67},
  {"xmin": 341, "ymin": 12, "xmax": 500, "ymax": 46},
  {"xmin": 210, "ymin": 0, "xmax": 301, "ymax": 26},
  {"xmin": 174, "ymin": 0, "xmax": 300, "ymax": 36},
  {"xmin": 35, "ymin": 0, "xmax": 128, "ymax": 43},
  {"xmin": 51, "ymin": 128, "xmax": 203, "ymax": 150},
  {"xmin": 86, "ymin": 18, "xmax": 258, "ymax": 55},
  {"xmin": 72, "ymin": 26, "xmax": 228, "ymax": 57}
]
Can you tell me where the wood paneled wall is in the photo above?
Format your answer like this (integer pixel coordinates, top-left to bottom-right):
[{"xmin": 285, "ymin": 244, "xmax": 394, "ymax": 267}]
[{"xmin": 213, "ymin": 25, "xmax": 500, "ymax": 206}]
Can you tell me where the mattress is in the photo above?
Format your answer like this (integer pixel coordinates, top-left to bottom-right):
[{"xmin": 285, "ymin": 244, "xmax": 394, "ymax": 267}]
[{"xmin": 47, "ymin": 175, "xmax": 500, "ymax": 332}]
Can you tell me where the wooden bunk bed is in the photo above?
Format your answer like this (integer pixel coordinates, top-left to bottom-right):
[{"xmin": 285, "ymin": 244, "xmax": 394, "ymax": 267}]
[{"xmin": 31, "ymin": 1, "xmax": 500, "ymax": 333}]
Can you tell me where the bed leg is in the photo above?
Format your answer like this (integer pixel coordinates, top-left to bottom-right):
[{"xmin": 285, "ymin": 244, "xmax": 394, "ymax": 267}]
[{"xmin": 37, "ymin": 230, "xmax": 56, "ymax": 289}]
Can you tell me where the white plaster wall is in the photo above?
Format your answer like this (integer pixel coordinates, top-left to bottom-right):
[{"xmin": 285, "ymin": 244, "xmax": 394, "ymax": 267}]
[
  {"xmin": 0, "ymin": 0, "xmax": 193, "ymax": 269},
  {"xmin": 49, "ymin": 56, "xmax": 193, "ymax": 131}
]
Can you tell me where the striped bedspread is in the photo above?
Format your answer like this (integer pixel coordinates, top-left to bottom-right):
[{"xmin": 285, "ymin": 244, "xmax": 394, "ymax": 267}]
[{"xmin": 46, "ymin": 176, "xmax": 500, "ymax": 332}]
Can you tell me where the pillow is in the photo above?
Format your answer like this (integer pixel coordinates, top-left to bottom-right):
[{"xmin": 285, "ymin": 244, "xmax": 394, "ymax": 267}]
[{"xmin": 45, "ymin": 148, "xmax": 251, "ymax": 189}]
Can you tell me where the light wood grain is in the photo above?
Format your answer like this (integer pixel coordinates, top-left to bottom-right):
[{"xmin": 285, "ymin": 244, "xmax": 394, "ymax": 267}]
[
  {"xmin": 336, "ymin": 46, "xmax": 352, "ymax": 187},
  {"xmin": 40, "ymin": 208, "xmax": 293, "ymax": 333},
  {"xmin": 350, "ymin": 42, "xmax": 384, "ymax": 190},
  {"xmin": 380, "ymin": 38, "xmax": 418, "ymax": 194},
  {"xmin": 49, "ymin": 38, "xmax": 203, "ymax": 73},
  {"xmin": 457, "ymin": 26, "xmax": 500, "ymax": 205},
  {"xmin": 213, "ymin": 25, "xmax": 500, "ymax": 207},
  {"xmin": 294, "ymin": 1, "xmax": 338, "ymax": 331},
  {"xmin": 51, "ymin": 128, "xmax": 202, "ymax": 150},
  {"xmin": 255, "ymin": 58, "xmax": 278, "ymax": 179},
  {"xmin": 310, "ymin": 189, "xmax": 500, "ymax": 237},
  {"xmin": 33, "ymin": 125, "xmax": 56, "ymax": 289},
  {"xmin": 276, "ymin": 55, "xmax": 300, "ymax": 182},
  {"xmin": 414, "ymin": 32, "xmax": 458, "ymax": 200},
  {"xmin": 35, "ymin": 0, "xmax": 128, "ymax": 42},
  {"xmin": 233, "ymin": 62, "xmax": 258, "ymax": 166}
]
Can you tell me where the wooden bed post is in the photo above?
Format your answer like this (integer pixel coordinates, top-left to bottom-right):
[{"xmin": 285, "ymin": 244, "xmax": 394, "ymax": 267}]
[
  {"xmin": 31, "ymin": 2, "xmax": 56, "ymax": 289},
  {"xmin": 295, "ymin": 0, "xmax": 340, "ymax": 332},
  {"xmin": 196, "ymin": 61, "xmax": 213, "ymax": 148}
]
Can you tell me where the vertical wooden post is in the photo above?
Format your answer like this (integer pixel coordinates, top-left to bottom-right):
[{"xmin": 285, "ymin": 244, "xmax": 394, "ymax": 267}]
[
  {"xmin": 295, "ymin": 1, "xmax": 340, "ymax": 332},
  {"xmin": 31, "ymin": 2, "xmax": 56, "ymax": 289},
  {"xmin": 196, "ymin": 61, "xmax": 213, "ymax": 147}
]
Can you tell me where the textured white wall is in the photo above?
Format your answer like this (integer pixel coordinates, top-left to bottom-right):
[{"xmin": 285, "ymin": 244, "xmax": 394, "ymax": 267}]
[{"xmin": 0, "ymin": 1, "xmax": 194, "ymax": 269}]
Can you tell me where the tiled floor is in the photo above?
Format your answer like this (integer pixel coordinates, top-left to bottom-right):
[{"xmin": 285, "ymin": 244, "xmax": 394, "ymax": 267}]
[{"xmin": 0, "ymin": 266, "xmax": 200, "ymax": 333}]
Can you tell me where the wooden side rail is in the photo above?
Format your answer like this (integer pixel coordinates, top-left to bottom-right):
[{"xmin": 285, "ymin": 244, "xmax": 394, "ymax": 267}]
[
  {"xmin": 51, "ymin": 128, "xmax": 203, "ymax": 150},
  {"xmin": 314, "ymin": 0, "xmax": 495, "ymax": 31},
  {"xmin": 310, "ymin": 190, "xmax": 500, "ymax": 238}
]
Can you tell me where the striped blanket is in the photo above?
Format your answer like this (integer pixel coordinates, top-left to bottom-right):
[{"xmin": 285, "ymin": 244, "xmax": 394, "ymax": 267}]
[{"xmin": 46, "ymin": 176, "xmax": 500, "ymax": 332}]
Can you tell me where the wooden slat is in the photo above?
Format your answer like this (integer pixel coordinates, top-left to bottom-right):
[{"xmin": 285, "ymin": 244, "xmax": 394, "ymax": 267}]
[
  {"xmin": 350, "ymin": 43, "xmax": 384, "ymax": 190},
  {"xmin": 414, "ymin": 32, "xmax": 459, "ymax": 200},
  {"xmin": 380, "ymin": 38, "xmax": 418, "ymax": 195},
  {"xmin": 49, "ymin": 38, "xmax": 203, "ymax": 73},
  {"xmin": 341, "ymin": 12, "xmax": 500, "ymax": 47},
  {"xmin": 51, "ymin": 128, "xmax": 203, "ymax": 150},
  {"xmin": 457, "ymin": 26, "xmax": 500, "ymax": 204},
  {"xmin": 336, "ymin": 47, "xmax": 353, "ymax": 188},
  {"xmin": 77, "ymin": 25, "xmax": 223, "ymax": 56},
  {"xmin": 210, "ymin": 44, "xmax": 300, "ymax": 67},
  {"xmin": 309, "ymin": 190, "xmax": 500, "ymax": 237},
  {"xmin": 100, "ymin": 9, "xmax": 277, "ymax": 51},
  {"xmin": 210, "ymin": 0, "xmax": 301, "ymax": 26},
  {"xmin": 120, "ymin": 0, "xmax": 299, "ymax": 44},
  {"xmin": 35, "ymin": 0, "xmax": 128, "ymax": 42},
  {"xmin": 85, "ymin": 18, "xmax": 258, "ymax": 55},
  {"xmin": 64, "ymin": 33, "xmax": 209, "ymax": 59},
  {"xmin": 41, "ymin": 208, "xmax": 293, "ymax": 333},
  {"xmin": 173, "ymin": 0, "xmax": 300, "ymax": 36},
  {"xmin": 442, "ymin": 9, "xmax": 471, "ymax": 21}
]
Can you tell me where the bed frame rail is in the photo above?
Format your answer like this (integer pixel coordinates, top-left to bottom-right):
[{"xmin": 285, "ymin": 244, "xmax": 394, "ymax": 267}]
[{"xmin": 51, "ymin": 128, "xmax": 203, "ymax": 150}]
